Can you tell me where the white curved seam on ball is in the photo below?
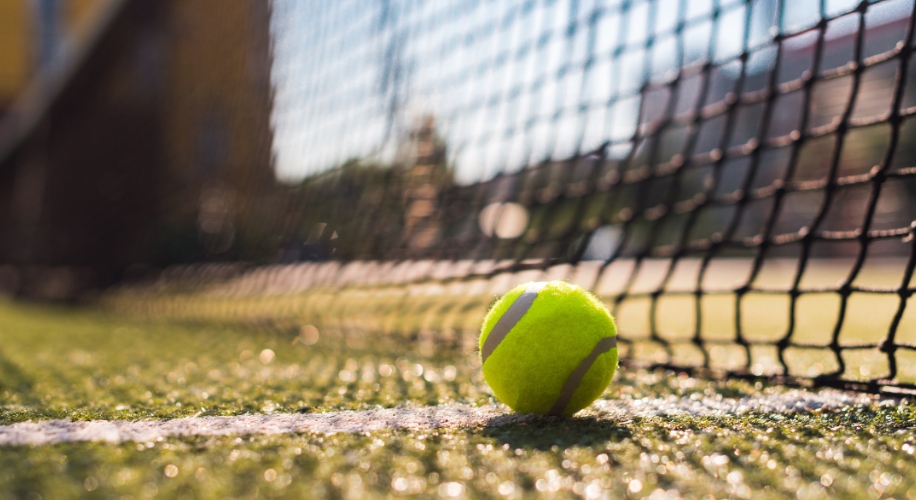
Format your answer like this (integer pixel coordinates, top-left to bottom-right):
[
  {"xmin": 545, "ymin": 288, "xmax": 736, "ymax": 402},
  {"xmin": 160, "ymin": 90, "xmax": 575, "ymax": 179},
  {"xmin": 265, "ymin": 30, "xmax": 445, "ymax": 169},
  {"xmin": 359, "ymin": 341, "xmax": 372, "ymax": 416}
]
[
  {"xmin": 548, "ymin": 336, "xmax": 618, "ymax": 416},
  {"xmin": 480, "ymin": 281, "xmax": 548, "ymax": 363}
]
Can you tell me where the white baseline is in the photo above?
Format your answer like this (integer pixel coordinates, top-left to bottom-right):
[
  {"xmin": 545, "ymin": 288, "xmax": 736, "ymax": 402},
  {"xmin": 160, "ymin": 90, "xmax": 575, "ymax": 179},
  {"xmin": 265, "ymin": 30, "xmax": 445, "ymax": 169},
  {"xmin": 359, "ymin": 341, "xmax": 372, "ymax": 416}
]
[{"xmin": 0, "ymin": 389, "xmax": 886, "ymax": 446}]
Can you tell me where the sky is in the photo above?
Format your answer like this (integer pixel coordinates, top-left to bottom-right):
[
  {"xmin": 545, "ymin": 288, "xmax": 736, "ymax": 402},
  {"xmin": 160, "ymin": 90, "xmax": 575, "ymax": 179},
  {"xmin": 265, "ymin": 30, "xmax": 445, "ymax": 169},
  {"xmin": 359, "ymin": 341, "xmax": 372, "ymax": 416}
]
[{"xmin": 268, "ymin": 0, "xmax": 912, "ymax": 185}]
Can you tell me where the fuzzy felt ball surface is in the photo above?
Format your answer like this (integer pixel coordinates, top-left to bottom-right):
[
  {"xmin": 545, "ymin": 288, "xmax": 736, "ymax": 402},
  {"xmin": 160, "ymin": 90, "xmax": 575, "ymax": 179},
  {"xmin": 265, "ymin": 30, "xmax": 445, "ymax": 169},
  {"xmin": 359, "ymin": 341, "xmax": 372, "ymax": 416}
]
[{"xmin": 479, "ymin": 281, "xmax": 618, "ymax": 416}]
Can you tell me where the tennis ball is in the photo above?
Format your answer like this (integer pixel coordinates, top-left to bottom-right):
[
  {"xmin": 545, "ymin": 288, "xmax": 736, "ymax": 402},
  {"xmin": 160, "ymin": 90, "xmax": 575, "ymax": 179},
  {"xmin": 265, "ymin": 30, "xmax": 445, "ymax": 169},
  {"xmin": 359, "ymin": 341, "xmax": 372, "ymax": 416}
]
[{"xmin": 479, "ymin": 280, "xmax": 618, "ymax": 416}]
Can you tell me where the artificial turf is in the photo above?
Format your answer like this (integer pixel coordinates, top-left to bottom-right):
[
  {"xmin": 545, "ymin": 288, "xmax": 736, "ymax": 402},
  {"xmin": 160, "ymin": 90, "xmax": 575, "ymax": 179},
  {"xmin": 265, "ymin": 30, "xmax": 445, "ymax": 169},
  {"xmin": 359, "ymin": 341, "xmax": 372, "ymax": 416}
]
[{"xmin": 1, "ymin": 299, "xmax": 916, "ymax": 499}]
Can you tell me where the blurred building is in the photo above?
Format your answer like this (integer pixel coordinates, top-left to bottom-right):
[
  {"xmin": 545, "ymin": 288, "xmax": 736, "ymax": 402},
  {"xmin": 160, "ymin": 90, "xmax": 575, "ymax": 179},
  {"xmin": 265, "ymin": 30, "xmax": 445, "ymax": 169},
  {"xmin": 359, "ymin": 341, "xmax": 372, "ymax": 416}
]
[
  {"xmin": 0, "ymin": 0, "xmax": 277, "ymax": 296},
  {"xmin": 0, "ymin": 1, "xmax": 35, "ymax": 113},
  {"xmin": 0, "ymin": 0, "xmax": 118, "ymax": 111}
]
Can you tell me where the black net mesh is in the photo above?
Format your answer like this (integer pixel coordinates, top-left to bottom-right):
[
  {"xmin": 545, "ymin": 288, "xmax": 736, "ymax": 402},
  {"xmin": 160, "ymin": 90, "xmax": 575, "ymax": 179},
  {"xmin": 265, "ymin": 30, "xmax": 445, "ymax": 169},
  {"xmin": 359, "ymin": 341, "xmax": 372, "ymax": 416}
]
[{"xmin": 4, "ymin": 0, "xmax": 916, "ymax": 393}]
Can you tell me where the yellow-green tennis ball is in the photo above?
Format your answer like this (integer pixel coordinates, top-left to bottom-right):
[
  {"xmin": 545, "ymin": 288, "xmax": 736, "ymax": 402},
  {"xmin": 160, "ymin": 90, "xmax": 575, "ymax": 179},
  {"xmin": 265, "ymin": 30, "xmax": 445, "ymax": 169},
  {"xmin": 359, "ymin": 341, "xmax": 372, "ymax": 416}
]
[{"xmin": 479, "ymin": 280, "xmax": 618, "ymax": 416}]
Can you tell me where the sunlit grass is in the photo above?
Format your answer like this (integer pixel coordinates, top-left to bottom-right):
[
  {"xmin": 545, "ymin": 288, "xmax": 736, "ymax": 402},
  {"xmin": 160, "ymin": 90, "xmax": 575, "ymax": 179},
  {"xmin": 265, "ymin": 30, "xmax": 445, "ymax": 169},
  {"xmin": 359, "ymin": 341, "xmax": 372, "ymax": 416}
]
[
  {"xmin": 2, "ymin": 257, "xmax": 914, "ymax": 498},
  {"xmin": 0, "ymin": 300, "xmax": 488, "ymax": 425},
  {"xmin": 3, "ymin": 295, "xmax": 916, "ymax": 498},
  {"xmin": 107, "ymin": 258, "xmax": 916, "ymax": 384},
  {"xmin": 5, "ymin": 406, "xmax": 916, "ymax": 499}
]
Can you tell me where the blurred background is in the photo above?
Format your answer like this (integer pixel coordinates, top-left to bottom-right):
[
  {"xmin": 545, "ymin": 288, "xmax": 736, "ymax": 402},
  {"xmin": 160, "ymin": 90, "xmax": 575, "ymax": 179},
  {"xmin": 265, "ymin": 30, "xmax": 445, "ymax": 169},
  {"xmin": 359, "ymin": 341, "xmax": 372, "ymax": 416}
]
[
  {"xmin": 0, "ymin": 0, "xmax": 276, "ymax": 297},
  {"xmin": 1, "ymin": 0, "xmax": 916, "ymax": 300}
]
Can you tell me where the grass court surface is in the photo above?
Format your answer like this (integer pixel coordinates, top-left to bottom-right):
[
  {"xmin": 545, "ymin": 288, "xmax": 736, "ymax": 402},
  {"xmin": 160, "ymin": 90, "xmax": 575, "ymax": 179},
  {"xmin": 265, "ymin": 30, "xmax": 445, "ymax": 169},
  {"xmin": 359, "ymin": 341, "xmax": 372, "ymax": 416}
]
[{"xmin": 1, "ymin": 299, "xmax": 916, "ymax": 499}]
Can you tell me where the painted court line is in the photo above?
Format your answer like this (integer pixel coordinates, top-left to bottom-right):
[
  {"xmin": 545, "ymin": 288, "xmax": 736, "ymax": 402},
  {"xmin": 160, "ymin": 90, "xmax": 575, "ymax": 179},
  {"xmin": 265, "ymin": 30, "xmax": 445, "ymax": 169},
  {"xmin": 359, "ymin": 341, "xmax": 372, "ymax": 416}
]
[{"xmin": 0, "ymin": 389, "xmax": 885, "ymax": 446}]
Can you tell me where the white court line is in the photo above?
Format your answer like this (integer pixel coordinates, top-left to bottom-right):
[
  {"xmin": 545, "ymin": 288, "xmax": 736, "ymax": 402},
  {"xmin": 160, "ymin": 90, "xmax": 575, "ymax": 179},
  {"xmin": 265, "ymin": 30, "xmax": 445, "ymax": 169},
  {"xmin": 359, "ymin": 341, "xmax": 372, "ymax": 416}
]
[{"xmin": 0, "ymin": 389, "xmax": 886, "ymax": 446}]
